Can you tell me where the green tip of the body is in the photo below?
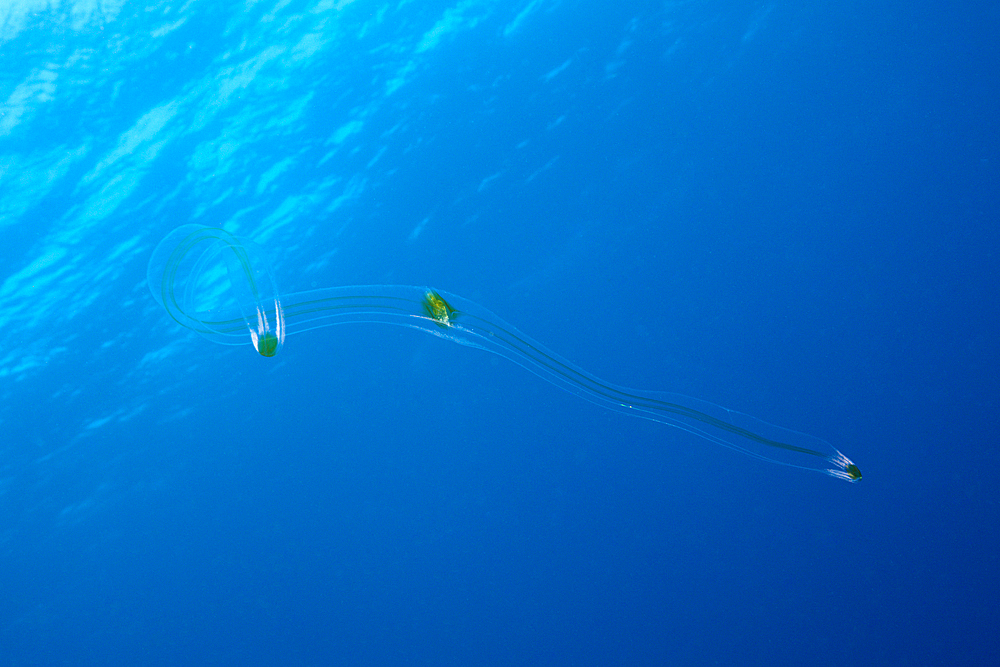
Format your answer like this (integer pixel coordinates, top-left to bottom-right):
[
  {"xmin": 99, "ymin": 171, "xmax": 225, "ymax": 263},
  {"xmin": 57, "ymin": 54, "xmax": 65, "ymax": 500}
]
[{"xmin": 257, "ymin": 332, "xmax": 280, "ymax": 357}]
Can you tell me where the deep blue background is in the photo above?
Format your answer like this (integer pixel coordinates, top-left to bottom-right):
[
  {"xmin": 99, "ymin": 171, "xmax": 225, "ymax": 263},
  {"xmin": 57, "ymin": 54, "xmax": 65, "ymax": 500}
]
[{"xmin": 1, "ymin": 0, "xmax": 997, "ymax": 664}]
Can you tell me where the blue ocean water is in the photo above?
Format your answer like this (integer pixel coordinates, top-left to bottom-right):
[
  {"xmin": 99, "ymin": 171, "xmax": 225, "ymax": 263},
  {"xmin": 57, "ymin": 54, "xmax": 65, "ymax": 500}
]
[{"xmin": 1, "ymin": 0, "xmax": 997, "ymax": 664}]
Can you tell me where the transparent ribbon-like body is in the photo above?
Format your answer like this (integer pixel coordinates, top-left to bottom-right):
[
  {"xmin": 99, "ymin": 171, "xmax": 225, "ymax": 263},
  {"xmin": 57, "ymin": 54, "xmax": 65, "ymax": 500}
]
[{"xmin": 148, "ymin": 225, "xmax": 861, "ymax": 482}]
